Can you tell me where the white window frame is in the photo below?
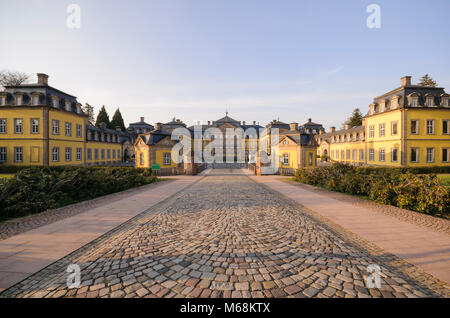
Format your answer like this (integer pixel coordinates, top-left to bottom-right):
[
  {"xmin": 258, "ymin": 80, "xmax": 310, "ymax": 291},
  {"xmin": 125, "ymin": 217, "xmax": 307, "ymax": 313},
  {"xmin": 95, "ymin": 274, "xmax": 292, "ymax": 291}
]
[
  {"xmin": 14, "ymin": 147, "xmax": 23, "ymax": 162},
  {"xmin": 0, "ymin": 147, "xmax": 6, "ymax": 162},
  {"xmin": 443, "ymin": 120, "xmax": 449, "ymax": 135},
  {"xmin": 52, "ymin": 120, "xmax": 60, "ymax": 135},
  {"xmin": 65, "ymin": 147, "xmax": 72, "ymax": 161},
  {"xmin": 14, "ymin": 118, "xmax": 23, "ymax": 134},
  {"xmin": 369, "ymin": 149, "xmax": 374, "ymax": 161},
  {"xmin": 379, "ymin": 123, "xmax": 385, "ymax": 137},
  {"xmin": 0, "ymin": 119, "xmax": 6, "ymax": 133},
  {"xmin": 379, "ymin": 148, "xmax": 385, "ymax": 162},
  {"xmin": 359, "ymin": 149, "xmax": 364, "ymax": 161},
  {"xmin": 426, "ymin": 148, "xmax": 434, "ymax": 163},
  {"xmin": 31, "ymin": 118, "xmax": 39, "ymax": 134},
  {"xmin": 443, "ymin": 148, "xmax": 450, "ymax": 163},
  {"xmin": 65, "ymin": 122, "xmax": 72, "ymax": 136},
  {"xmin": 391, "ymin": 121, "xmax": 398, "ymax": 135},
  {"xmin": 52, "ymin": 147, "xmax": 59, "ymax": 162},
  {"xmin": 163, "ymin": 152, "xmax": 171, "ymax": 165},
  {"xmin": 76, "ymin": 148, "xmax": 82, "ymax": 161},
  {"xmin": 76, "ymin": 124, "xmax": 82, "ymax": 138},
  {"xmin": 369, "ymin": 126, "xmax": 374, "ymax": 138},
  {"xmin": 426, "ymin": 120, "xmax": 434, "ymax": 134},
  {"xmin": 87, "ymin": 148, "xmax": 92, "ymax": 160}
]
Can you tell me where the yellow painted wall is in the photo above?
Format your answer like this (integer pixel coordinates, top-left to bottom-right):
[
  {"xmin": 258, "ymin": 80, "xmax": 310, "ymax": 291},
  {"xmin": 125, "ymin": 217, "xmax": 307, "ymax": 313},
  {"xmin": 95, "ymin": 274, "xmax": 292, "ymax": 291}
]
[
  {"xmin": 155, "ymin": 149, "xmax": 178, "ymax": 168},
  {"xmin": 49, "ymin": 109, "xmax": 85, "ymax": 142},
  {"xmin": 330, "ymin": 141, "xmax": 365, "ymax": 165},
  {"xmin": 49, "ymin": 140, "xmax": 85, "ymax": 166},
  {"xmin": 0, "ymin": 108, "xmax": 45, "ymax": 138},
  {"xmin": 0, "ymin": 140, "xmax": 44, "ymax": 165}
]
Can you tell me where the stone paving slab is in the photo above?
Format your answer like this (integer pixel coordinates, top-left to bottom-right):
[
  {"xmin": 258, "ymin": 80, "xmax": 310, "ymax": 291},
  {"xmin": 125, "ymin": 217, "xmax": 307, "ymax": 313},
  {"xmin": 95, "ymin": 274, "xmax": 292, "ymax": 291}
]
[
  {"xmin": 251, "ymin": 175, "xmax": 450, "ymax": 285},
  {"xmin": 1, "ymin": 170, "xmax": 448, "ymax": 298},
  {"xmin": 0, "ymin": 176, "xmax": 199, "ymax": 292}
]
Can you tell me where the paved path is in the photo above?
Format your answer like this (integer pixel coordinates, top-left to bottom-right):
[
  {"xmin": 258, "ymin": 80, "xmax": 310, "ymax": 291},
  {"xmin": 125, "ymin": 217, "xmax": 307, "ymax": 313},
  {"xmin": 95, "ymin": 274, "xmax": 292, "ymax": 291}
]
[
  {"xmin": 251, "ymin": 175, "xmax": 450, "ymax": 286},
  {"xmin": 0, "ymin": 176, "xmax": 199, "ymax": 292},
  {"xmin": 1, "ymin": 169, "xmax": 448, "ymax": 298}
]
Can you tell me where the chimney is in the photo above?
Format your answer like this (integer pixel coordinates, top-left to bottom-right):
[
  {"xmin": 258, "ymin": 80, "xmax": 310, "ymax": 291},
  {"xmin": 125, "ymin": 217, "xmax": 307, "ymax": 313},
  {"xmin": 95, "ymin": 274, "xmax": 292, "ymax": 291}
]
[
  {"xmin": 290, "ymin": 123, "xmax": 298, "ymax": 131},
  {"xmin": 140, "ymin": 117, "xmax": 144, "ymax": 122},
  {"xmin": 253, "ymin": 121, "xmax": 256, "ymax": 125},
  {"xmin": 243, "ymin": 121, "xmax": 246, "ymax": 125},
  {"xmin": 330, "ymin": 126, "xmax": 336, "ymax": 133},
  {"xmin": 401, "ymin": 76, "xmax": 411, "ymax": 87},
  {"xmin": 37, "ymin": 73, "xmax": 49, "ymax": 86},
  {"xmin": 308, "ymin": 118, "xmax": 312, "ymax": 123},
  {"xmin": 344, "ymin": 124, "xmax": 350, "ymax": 130},
  {"xmin": 155, "ymin": 122, "xmax": 162, "ymax": 131},
  {"xmin": 207, "ymin": 121, "xmax": 211, "ymax": 125}
]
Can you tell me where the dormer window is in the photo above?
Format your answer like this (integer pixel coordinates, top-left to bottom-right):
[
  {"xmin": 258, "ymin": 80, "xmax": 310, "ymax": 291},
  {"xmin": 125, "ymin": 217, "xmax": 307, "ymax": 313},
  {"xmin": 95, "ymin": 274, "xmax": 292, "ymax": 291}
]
[
  {"xmin": 425, "ymin": 95, "xmax": 434, "ymax": 107},
  {"xmin": 391, "ymin": 96, "xmax": 399, "ymax": 109},
  {"xmin": 412, "ymin": 97, "xmax": 418, "ymax": 107},
  {"xmin": 65, "ymin": 100, "xmax": 72, "ymax": 112},
  {"xmin": 0, "ymin": 96, "xmax": 5, "ymax": 106},
  {"xmin": 32, "ymin": 95, "xmax": 39, "ymax": 105},
  {"xmin": 15, "ymin": 94, "xmax": 23, "ymax": 106},
  {"xmin": 52, "ymin": 96, "xmax": 59, "ymax": 108},
  {"xmin": 441, "ymin": 94, "xmax": 449, "ymax": 107}
]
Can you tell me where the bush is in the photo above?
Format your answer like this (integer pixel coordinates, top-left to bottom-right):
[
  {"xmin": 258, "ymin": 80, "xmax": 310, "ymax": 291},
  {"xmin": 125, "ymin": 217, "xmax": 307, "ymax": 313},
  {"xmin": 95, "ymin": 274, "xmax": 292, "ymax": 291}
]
[
  {"xmin": 294, "ymin": 163, "xmax": 450, "ymax": 216},
  {"xmin": 0, "ymin": 166, "xmax": 157, "ymax": 221}
]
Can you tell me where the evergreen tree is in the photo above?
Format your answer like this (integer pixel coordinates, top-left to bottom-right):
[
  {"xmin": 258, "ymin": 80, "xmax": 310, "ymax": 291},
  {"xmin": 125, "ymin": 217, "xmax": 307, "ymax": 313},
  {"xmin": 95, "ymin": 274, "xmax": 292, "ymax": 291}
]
[
  {"xmin": 110, "ymin": 108, "xmax": 126, "ymax": 131},
  {"xmin": 344, "ymin": 108, "xmax": 363, "ymax": 128},
  {"xmin": 95, "ymin": 105, "xmax": 110, "ymax": 127},
  {"xmin": 82, "ymin": 103, "xmax": 95, "ymax": 124},
  {"xmin": 418, "ymin": 74, "xmax": 437, "ymax": 87}
]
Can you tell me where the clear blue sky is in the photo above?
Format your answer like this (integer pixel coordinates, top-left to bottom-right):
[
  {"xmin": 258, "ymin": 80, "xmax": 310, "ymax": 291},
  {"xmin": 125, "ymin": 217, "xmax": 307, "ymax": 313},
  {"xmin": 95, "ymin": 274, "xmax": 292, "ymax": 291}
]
[{"xmin": 1, "ymin": 0, "xmax": 449, "ymax": 129}]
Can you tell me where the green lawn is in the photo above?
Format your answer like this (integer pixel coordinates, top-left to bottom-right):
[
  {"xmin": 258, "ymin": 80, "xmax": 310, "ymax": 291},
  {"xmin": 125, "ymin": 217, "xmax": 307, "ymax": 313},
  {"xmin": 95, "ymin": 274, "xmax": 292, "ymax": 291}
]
[{"xmin": 437, "ymin": 174, "xmax": 450, "ymax": 187}]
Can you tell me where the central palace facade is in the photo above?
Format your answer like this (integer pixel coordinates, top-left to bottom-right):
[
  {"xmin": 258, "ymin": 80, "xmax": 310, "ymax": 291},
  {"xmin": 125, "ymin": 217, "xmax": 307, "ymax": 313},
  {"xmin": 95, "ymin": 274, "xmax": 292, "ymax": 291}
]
[{"xmin": 0, "ymin": 74, "xmax": 449, "ymax": 174}]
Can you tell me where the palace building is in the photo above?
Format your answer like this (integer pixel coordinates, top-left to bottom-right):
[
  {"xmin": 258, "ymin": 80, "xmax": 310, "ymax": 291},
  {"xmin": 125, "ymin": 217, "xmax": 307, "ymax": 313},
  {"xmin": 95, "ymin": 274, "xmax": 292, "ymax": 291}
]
[
  {"xmin": 317, "ymin": 76, "xmax": 450, "ymax": 167},
  {"xmin": 0, "ymin": 73, "xmax": 129, "ymax": 166}
]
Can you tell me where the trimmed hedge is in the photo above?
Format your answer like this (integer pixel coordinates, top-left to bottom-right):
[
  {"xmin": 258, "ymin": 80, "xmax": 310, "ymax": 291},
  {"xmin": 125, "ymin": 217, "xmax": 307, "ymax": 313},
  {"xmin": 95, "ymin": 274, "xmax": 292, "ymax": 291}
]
[
  {"xmin": 0, "ymin": 166, "xmax": 157, "ymax": 221},
  {"xmin": 294, "ymin": 163, "xmax": 450, "ymax": 216}
]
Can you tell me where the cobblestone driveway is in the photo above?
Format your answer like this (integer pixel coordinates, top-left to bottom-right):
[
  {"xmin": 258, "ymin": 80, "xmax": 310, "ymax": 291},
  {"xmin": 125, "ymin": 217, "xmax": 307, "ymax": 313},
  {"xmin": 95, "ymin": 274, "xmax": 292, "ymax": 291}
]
[{"xmin": 1, "ymin": 170, "xmax": 449, "ymax": 298}]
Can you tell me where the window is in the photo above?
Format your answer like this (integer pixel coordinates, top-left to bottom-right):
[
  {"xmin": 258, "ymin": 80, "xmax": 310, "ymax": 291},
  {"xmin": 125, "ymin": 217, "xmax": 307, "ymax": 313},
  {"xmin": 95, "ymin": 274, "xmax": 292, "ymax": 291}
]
[
  {"xmin": 443, "ymin": 148, "xmax": 450, "ymax": 163},
  {"xmin": 341, "ymin": 150, "xmax": 344, "ymax": 160},
  {"xmin": 52, "ymin": 147, "xmax": 59, "ymax": 162},
  {"xmin": 0, "ymin": 147, "xmax": 6, "ymax": 162},
  {"xmin": 0, "ymin": 119, "xmax": 6, "ymax": 133},
  {"xmin": 426, "ymin": 120, "xmax": 434, "ymax": 134},
  {"xmin": 14, "ymin": 147, "xmax": 23, "ymax": 162},
  {"xmin": 65, "ymin": 122, "xmax": 72, "ymax": 136},
  {"xmin": 426, "ymin": 148, "xmax": 434, "ymax": 163},
  {"xmin": 107, "ymin": 149, "xmax": 111, "ymax": 159},
  {"xmin": 140, "ymin": 153, "xmax": 144, "ymax": 165},
  {"xmin": 76, "ymin": 124, "xmax": 82, "ymax": 138},
  {"xmin": 308, "ymin": 153, "xmax": 313, "ymax": 165},
  {"xmin": 117, "ymin": 150, "xmax": 120, "ymax": 159},
  {"xmin": 443, "ymin": 97, "xmax": 449, "ymax": 107},
  {"xmin": 369, "ymin": 149, "xmax": 374, "ymax": 161},
  {"xmin": 410, "ymin": 148, "xmax": 419, "ymax": 163},
  {"xmin": 379, "ymin": 148, "xmax": 385, "ymax": 161},
  {"xmin": 164, "ymin": 152, "xmax": 171, "ymax": 165},
  {"xmin": 94, "ymin": 149, "xmax": 99, "ymax": 160},
  {"xmin": 101, "ymin": 149, "xmax": 105, "ymax": 160},
  {"xmin": 14, "ymin": 119, "xmax": 23, "ymax": 134},
  {"xmin": 112, "ymin": 149, "xmax": 116, "ymax": 159},
  {"xmin": 359, "ymin": 149, "xmax": 364, "ymax": 161},
  {"xmin": 76, "ymin": 148, "xmax": 82, "ymax": 161},
  {"xmin": 410, "ymin": 120, "xmax": 419, "ymax": 134},
  {"xmin": 391, "ymin": 148, "xmax": 398, "ymax": 162},
  {"xmin": 412, "ymin": 97, "xmax": 418, "ymax": 107},
  {"xmin": 379, "ymin": 123, "xmax": 385, "ymax": 137},
  {"xmin": 352, "ymin": 149, "xmax": 357, "ymax": 160},
  {"xmin": 282, "ymin": 153, "xmax": 289, "ymax": 165},
  {"xmin": 65, "ymin": 148, "xmax": 72, "ymax": 161},
  {"xmin": 331, "ymin": 150, "xmax": 334, "ymax": 159},
  {"xmin": 87, "ymin": 148, "xmax": 92, "ymax": 160},
  {"xmin": 391, "ymin": 121, "xmax": 398, "ymax": 135},
  {"xmin": 426, "ymin": 97, "xmax": 433, "ymax": 107},
  {"xmin": 443, "ymin": 120, "xmax": 449, "ymax": 134},
  {"xmin": 369, "ymin": 126, "xmax": 374, "ymax": 138},
  {"xmin": 52, "ymin": 120, "xmax": 60, "ymax": 135},
  {"xmin": 31, "ymin": 119, "xmax": 39, "ymax": 134},
  {"xmin": 346, "ymin": 150, "xmax": 350, "ymax": 160}
]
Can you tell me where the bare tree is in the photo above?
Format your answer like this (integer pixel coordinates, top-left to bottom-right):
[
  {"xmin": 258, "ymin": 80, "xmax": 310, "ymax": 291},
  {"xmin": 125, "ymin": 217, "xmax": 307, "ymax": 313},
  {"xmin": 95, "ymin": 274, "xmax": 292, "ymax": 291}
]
[{"xmin": 0, "ymin": 70, "xmax": 31, "ymax": 88}]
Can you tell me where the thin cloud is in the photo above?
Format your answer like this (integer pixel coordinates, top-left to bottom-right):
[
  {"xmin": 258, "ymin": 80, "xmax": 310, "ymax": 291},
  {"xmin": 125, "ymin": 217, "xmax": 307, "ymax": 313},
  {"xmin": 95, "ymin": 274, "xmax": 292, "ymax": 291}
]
[{"xmin": 327, "ymin": 65, "xmax": 345, "ymax": 75}]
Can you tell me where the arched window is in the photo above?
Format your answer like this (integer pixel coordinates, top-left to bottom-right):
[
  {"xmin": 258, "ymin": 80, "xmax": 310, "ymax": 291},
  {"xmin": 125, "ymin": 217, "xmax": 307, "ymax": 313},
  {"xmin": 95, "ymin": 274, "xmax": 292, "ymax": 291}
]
[{"xmin": 140, "ymin": 153, "xmax": 144, "ymax": 166}]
